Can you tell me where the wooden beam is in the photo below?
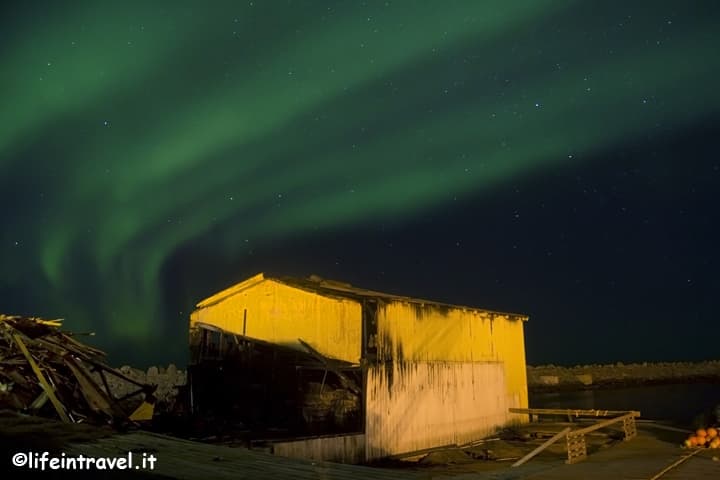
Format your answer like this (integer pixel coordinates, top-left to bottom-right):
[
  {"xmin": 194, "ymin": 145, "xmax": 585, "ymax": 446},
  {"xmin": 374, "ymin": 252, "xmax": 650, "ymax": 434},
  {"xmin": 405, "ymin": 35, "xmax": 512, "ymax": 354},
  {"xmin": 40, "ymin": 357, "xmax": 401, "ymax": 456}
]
[
  {"xmin": 86, "ymin": 359, "xmax": 152, "ymax": 389},
  {"xmin": 387, "ymin": 443, "xmax": 458, "ymax": 460},
  {"xmin": 648, "ymin": 448, "xmax": 703, "ymax": 480},
  {"xmin": 64, "ymin": 355, "xmax": 118, "ymax": 418},
  {"xmin": 510, "ymin": 407, "xmax": 639, "ymax": 418},
  {"xmin": 512, "ymin": 427, "xmax": 571, "ymax": 467},
  {"xmin": 298, "ymin": 339, "xmax": 360, "ymax": 394},
  {"xmin": 29, "ymin": 390, "xmax": 49, "ymax": 411},
  {"xmin": 11, "ymin": 333, "xmax": 71, "ymax": 423},
  {"xmin": 571, "ymin": 412, "xmax": 639, "ymax": 436},
  {"xmin": 97, "ymin": 368, "xmax": 113, "ymax": 399}
]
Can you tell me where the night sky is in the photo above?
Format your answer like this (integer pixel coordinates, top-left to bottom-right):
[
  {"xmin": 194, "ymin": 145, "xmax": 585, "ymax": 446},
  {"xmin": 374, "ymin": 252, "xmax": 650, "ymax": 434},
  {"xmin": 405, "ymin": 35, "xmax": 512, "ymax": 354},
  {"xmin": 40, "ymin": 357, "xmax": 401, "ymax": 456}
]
[{"xmin": 2, "ymin": 1, "xmax": 719, "ymax": 367}]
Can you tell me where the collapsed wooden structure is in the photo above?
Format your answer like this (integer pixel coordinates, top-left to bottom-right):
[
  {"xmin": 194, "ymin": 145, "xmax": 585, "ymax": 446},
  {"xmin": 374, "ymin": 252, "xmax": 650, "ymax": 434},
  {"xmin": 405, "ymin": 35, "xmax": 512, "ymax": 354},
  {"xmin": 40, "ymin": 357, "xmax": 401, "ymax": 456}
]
[
  {"xmin": 0, "ymin": 314, "xmax": 156, "ymax": 425},
  {"xmin": 189, "ymin": 321, "xmax": 363, "ymax": 438}
]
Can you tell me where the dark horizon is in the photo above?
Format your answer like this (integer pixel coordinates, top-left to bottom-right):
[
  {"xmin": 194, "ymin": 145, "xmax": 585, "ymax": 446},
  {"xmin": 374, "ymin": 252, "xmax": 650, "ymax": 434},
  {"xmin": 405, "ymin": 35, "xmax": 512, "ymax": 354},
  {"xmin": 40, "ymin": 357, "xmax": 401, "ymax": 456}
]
[{"xmin": 2, "ymin": 1, "xmax": 719, "ymax": 369}]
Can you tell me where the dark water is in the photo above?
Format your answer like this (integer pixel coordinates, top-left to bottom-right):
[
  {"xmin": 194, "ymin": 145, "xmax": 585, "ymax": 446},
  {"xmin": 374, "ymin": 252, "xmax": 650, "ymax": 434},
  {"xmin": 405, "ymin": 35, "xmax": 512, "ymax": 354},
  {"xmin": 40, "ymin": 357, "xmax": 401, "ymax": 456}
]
[{"xmin": 530, "ymin": 382, "xmax": 720, "ymax": 426}]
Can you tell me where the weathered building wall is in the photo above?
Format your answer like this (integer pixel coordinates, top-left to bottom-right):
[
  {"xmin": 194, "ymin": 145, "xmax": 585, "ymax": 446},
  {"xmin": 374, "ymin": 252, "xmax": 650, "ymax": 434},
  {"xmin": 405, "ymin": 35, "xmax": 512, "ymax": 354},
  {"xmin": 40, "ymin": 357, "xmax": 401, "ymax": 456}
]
[
  {"xmin": 365, "ymin": 302, "xmax": 528, "ymax": 458},
  {"xmin": 272, "ymin": 433, "xmax": 366, "ymax": 464},
  {"xmin": 486, "ymin": 313, "xmax": 528, "ymax": 411},
  {"xmin": 374, "ymin": 302, "xmax": 528, "ymax": 411},
  {"xmin": 365, "ymin": 361, "xmax": 508, "ymax": 459},
  {"xmin": 190, "ymin": 276, "xmax": 362, "ymax": 363}
]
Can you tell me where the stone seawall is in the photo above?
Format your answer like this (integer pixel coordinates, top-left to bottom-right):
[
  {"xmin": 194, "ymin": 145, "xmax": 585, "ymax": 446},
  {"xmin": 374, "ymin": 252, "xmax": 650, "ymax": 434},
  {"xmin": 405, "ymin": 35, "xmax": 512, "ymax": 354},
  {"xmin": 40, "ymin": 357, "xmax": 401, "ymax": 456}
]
[
  {"xmin": 527, "ymin": 360, "xmax": 720, "ymax": 391},
  {"xmin": 99, "ymin": 364, "xmax": 187, "ymax": 413}
]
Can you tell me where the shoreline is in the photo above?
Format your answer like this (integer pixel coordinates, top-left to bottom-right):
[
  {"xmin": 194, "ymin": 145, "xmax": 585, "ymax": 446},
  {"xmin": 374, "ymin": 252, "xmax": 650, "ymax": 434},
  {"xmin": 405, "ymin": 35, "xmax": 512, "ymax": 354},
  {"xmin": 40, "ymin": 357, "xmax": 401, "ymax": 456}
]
[
  {"xmin": 528, "ymin": 374, "xmax": 720, "ymax": 393},
  {"xmin": 526, "ymin": 360, "xmax": 720, "ymax": 393}
]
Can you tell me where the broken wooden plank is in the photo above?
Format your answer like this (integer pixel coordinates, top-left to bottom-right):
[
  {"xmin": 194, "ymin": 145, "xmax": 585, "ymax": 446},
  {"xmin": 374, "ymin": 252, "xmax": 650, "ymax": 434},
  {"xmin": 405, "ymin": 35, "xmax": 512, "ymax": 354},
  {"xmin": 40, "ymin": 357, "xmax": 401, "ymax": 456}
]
[
  {"xmin": 0, "ymin": 314, "xmax": 63, "ymax": 327},
  {"xmin": 512, "ymin": 427, "xmax": 571, "ymax": 467},
  {"xmin": 387, "ymin": 443, "xmax": 458, "ymax": 460},
  {"xmin": 297, "ymin": 339, "xmax": 360, "ymax": 394},
  {"xmin": 648, "ymin": 447, "xmax": 704, "ymax": 480},
  {"xmin": 64, "ymin": 355, "xmax": 118, "ymax": 418},
  {"xmin": 11, "ymin": 333, "xmax": 70, "ymax": 423},
  {"xmin": 86, "ymin": 358, "xmax": 153, "ymax": 389},
  {"xmin": 129, "ymin": 400, "xmax": 155, "ymax": 422},
  {"xmin": 97, "ymin": 368, "xmax": 113, "ymax": 398},
  {"xmin": 29, "ymin": 390, "xmax": 49, "ymax": 410}
]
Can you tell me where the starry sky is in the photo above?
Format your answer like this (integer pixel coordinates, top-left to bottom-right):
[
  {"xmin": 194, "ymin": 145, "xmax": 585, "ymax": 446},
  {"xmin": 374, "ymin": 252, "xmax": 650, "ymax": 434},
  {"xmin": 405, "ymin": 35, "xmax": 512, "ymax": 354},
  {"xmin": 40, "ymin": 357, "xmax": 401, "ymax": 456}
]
[{"xmin": 1, "ymin": 1, "xmax": 719, "ymax": 367}]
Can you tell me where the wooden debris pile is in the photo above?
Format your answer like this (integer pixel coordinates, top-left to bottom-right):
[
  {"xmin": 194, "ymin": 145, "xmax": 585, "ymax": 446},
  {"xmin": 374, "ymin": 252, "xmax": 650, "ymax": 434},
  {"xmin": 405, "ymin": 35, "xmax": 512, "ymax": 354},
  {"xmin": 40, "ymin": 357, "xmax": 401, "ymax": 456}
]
[{"xmin": 0, "ymin": 313, "xmax": 156, "ymax": 425}]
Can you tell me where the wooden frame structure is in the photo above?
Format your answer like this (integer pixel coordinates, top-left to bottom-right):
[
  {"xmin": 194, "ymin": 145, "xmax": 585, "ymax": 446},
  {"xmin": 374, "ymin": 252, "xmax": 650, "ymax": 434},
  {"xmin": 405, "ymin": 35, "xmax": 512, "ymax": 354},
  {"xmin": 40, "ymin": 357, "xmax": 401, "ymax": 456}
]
[{"xmin": 509, "ymin": 408, "xmax": 640, "ymax": 465}]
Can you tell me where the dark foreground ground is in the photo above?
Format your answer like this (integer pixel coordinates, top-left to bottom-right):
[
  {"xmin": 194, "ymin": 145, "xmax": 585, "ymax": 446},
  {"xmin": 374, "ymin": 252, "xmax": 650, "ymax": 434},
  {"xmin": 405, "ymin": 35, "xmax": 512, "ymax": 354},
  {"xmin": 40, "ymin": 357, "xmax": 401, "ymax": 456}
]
[
  {"xmin": 3, "ymin": 362, "xmax": 720, "ymax": 479},
  {"xmin": 2, "ymin": 409, "xmax": 719, "ymax": 480},
  {"xmin": 0, "ymin": 410, "xmax": 161, "ymax": 479}
]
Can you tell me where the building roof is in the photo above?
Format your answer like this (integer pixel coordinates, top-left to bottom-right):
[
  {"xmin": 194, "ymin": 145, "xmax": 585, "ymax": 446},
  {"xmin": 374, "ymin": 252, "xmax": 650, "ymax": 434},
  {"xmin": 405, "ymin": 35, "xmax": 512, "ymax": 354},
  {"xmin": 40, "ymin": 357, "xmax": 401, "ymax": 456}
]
[{"xmin": 196, "ymin": 273, "xmax": 528, "ymax": 321}]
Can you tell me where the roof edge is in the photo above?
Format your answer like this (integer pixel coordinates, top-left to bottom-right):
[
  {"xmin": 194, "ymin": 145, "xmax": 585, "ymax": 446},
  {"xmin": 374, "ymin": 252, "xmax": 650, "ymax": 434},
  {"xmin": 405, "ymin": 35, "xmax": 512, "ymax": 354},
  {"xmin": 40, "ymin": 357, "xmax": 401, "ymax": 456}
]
[
  {"xmin": 271, "ymin": 275, "xmax": 530, "ymax": 321},
  {"xmin": 194, "ymin": 272, "xmax": 530, "ymax": 321},
  {"xmin": 195, "ymin": 272, "xmax": 266, "ymax": 308}
]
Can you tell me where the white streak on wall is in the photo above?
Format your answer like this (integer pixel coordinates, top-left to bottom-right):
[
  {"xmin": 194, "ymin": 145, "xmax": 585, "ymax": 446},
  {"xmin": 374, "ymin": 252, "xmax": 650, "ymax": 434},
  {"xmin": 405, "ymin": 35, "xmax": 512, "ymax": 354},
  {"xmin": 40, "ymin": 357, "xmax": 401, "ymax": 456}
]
[{"xmin": 365, "ymin": 361, "xmax": 508, "ymax": 459}]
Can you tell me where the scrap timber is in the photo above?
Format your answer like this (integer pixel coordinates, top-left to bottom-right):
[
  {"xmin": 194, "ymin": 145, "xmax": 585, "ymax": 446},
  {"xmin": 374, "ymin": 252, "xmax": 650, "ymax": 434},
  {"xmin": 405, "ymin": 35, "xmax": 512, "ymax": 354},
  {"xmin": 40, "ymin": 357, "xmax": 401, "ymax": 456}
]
[{"xmin": 0, "ymin": 313, "xmax": 156, "ymax": 425}]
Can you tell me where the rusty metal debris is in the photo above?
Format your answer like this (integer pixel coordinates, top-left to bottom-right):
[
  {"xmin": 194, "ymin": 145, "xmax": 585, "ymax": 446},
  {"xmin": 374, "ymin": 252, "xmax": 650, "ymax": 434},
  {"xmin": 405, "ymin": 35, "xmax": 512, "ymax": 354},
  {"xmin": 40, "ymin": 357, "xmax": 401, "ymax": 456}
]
[{"xmin": 0, "ymin": 313, "xmax": 156, "ymax": 425}]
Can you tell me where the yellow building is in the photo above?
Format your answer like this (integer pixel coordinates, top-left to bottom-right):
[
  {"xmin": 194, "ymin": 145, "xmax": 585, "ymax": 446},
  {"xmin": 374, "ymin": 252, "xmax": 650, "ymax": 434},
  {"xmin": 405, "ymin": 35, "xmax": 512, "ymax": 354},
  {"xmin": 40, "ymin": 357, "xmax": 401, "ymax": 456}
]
[{"xmin": 189, "ymin": 273, "xmax": 529, "ymax": 462}]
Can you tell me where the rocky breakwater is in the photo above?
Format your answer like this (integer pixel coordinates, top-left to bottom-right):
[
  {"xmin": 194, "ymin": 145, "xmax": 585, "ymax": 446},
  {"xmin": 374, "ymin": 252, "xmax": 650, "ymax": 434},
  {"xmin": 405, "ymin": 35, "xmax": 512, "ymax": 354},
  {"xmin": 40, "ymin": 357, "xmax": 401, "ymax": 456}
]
[
  {"xmin": 98, "ymin": 364, "xmax": 187, "ymax": 415},
  {"xmin": 527, "ymin": 360, "xmax": 720, "ymax": 392}
]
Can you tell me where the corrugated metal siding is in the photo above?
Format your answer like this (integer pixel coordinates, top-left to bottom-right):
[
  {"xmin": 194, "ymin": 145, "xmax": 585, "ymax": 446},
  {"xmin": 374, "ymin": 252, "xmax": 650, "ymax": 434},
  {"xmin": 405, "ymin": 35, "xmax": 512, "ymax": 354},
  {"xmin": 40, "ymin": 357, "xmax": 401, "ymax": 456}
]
[
  {"xmin": 365, "ymin": 361, "xmax": 508, "ymax": 459},
  {"xmin": 191, "ymin": 279, "xmax": 362, "ymax": 363},
  {"xmin": 375, "ymin": 302, "xmax": 528, "ymax": 412},
  {"xmin": 272, "ymin": 434, "xmax": 366, "ymax": 464}
]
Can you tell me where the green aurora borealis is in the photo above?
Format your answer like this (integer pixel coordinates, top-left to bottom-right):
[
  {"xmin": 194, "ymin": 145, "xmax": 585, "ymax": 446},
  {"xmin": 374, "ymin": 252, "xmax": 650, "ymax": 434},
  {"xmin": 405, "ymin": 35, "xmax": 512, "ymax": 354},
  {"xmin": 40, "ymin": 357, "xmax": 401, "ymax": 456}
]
[{"xmin": 2, "ymin": 1, "xmax": 719, "ymax": 365}]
